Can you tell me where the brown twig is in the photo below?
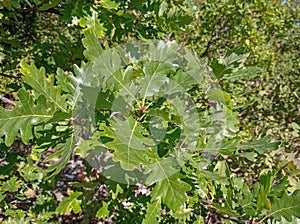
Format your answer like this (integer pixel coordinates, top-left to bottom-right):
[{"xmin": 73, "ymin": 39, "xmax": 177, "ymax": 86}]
[
  {"xmin": 0, "ymin": 95, "xmax": 15, "ymax": 106},
  {"xmin": 200, "ymin": 16, "xmax": 228, "ymax": 57}
]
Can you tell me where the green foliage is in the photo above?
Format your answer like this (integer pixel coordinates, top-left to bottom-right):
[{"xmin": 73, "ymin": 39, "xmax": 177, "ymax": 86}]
[
  {"xmin": 261, "ymin": 190, "xmax": 300, "ymax": 223},
  {"xmin": 151, "ymin": 173, "xmax": 191, "ymax": 211},
  {"xmin": 0, "ymin": 89, "xmax": 54, "ymax": 146},
  {"xmin": 179, "ymin": 0, "xmax": 299, "ymax": 155},
  {"xmin": 20, "ymin": 63, "xmax": 68, "ymax": 115},
  {"xmin": 0, "ymin": 0, "xmax": 299, "ymax": 223},
  {"xmin": 143, "ymin": 199, "xmax": 161, "ymax": 224},
  {"xmin": 1, "ymin": 32, "xmax": 299, "ymax": 222},
  {"xmin": 55, "ymin": 192, "xmax": 82, "ymax": 215},
  {"xmin": 96, "ymin": 201, "xmax": 110, "ymax": 219}
]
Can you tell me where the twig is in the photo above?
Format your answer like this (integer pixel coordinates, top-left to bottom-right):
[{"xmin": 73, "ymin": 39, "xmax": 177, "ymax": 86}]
[
  {"xmin": 200, "ymin": 16, "xmax": 228, "ymax": 57},
  {"xmin": 0, "ymin": 95, "xmax": 15, "ymax": 106}
]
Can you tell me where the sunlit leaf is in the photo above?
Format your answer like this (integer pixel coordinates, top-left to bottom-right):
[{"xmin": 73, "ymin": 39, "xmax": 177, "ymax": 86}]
[
  {"xmin": 261, "ymin": 190, "xmax": 300, "ymax": 222},
  {"xmin": 55, "ymin": 192, "xmax": 82, "ymax": 215},
  {"xmin": 0, "ymin": 89, "xmax": 56, "ymax": 146},
  {"xmin": 151, "ymin": 173, "xmax": 191, "ymax": 211},
  {"xmin": 143, "ymin": 199, "xmax": 161, "ymax": 224}
]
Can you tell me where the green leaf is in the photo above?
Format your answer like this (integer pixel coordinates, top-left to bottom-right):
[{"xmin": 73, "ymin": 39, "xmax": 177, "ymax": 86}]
[
  {"xmin": 4, "ymin": 216, "xmax": 29, "ymax": 224},
  {"xmin": 210, "ymin": 52, "xmax": 261, "ymax": 80},
  {"xmin": 139, "ymin": 75, "xmax": 169, "ymax": 99},
  {"xmin": 148, "ymin": 41, "xmax": 178, "ymax": 64},
  {"xmin": 257, "ymin": 171, "xmax": 275, "ymax": 211},
  {"xmin": 111, "ymin": 184, "xmax": 124, "ymax": 200},
  {"xmin": 261, "ymin": 190, "xmax": 300, "ymax": 222},
  {"xmin": 142, "ymin": 42, "xmax": 178, "ymax": 77},
  {"xmin": 0, "ymin": 192, "xmax": 5, "ymax": 203},
  {"xmin": 56, "ymin": 68, "xmax": 76, "ymax": 97},
  {"xmin": 143, "ymin": 60, "xmax": 176, "ymax": 77},
  {"xmin": 212, "ymin": 203, "xmax": 237, "ymax": 218},
  {"xmin": 105, "ymin": 136, "xmax": 157, "ymax": 171},
  {"xmin": 213, "ymin": 160, "xmax": 230, "ymax": 178},
  {"xmin": 184, "ymin": 48, "xmax": 211, "ymax": 88},
  {"xmin": 235, "ymin": 151, "xmax": 257, "ymax": 162},
  {"xmin": 169, "ymin": 69, "xmax": 197, "ymax": 89},
  {"xmin": 99, "ymin": 118, "xmax": 158, "ymax": 172},
  {"xmin": 47, "ymin": 110, "xmax": 71, "ymax": 123},
  {"xmin": 80, "ymin": 10, "xmax": 107, "ymax": 38},
  {"xmin": 104, "ymin": 66, "xmax": 136, "ymax": 91},
  {"xmin": 0, "ymin": 0, "xmax": 21, "ymax": 10},
  {"xmin": 151, "ymin": 173, "xmax": 191, "ymax": 211},
  {"xmin": 96, "ymin": 201, "xmax": 110, "ymax": 218},
  {"xmin": 269, "ymin": 176, "xmax": 289, "ymax": 197},
  {"xmin": 73, "ymin": 61, "xmax": 100, "ymax": 88},
  {"xmin": 1, "ymin": 176, "xmax": 22, "ymax": 192},
  {"xmin": 19, "ymin": 165, "xmax": 44, "ymax": 182},
  {"xmin": 234, "ymin": 178, "xmax": 255, "ymax": 216},
  {"xmin": 44, "ymin": 131, "xmax": 78, "ymax": 176},
  {"xmin": 0, "ymin": 89, "xmax": 56, "ymax": 146},
  {"xmin": 0, "ymin": 52, "xmax": 4, "ymax": 63},
  {"xmin": 96, "ymin": 90, "xmax": 114, "ymax": 110},
  {"xmin": 145, "ymin": 158, "xmax": 178, "ymax": 185},
  {"xmin": 93, "ymin": 49, "xmax": 122, "ymax": 82},
  {"xmin": 220, "ymin": 107, "xmax": 239, "ymax": 138},
  {"xmin": 20, "ymin": 61, "xmax": 68, "ymax": 113},
  {"xmin": 268, "ymin": 217, "xmax": 300, "ymax": 224},
  {"xmin": 100, "ymin": 0, "xmax": 120, "ymax": 10},
  {"xmin": 158, "ymin": 1, "xmax": 168, "ymax": 17},
  {"xmin": 206, "ymin": 88, "xmax": 230, "ymax": 104},
  {"xmin": 143, "ymin": 199, "xmax": 161, "ymax": 224},
  {"xmin": 219, "ymin": 137, "xmax": 240, "ymax": 155},
  {"xmin": 82, "ymin": 30, "xmax": 103, "ymax": 61},
  {"xmin": 56, "ymin": 192, "xmax": 82, "ymax": 215},
  {"xmin": 240, "ymin": 136, "xmax": 280, "ymax": 154},
  {"xmin": 111, "ymin": 116, "xmax": 156, "ymax": 150},
  {"xmin": 222, "ymin": 52, "xmax": 249, "ymax": 68},
  {"xmin": 223, "ymin": 66, "xmax": 261, "ymax": 80},
  {"xmin": 210, "ymin": 58, "xmax": 231, "ymax": 79}
]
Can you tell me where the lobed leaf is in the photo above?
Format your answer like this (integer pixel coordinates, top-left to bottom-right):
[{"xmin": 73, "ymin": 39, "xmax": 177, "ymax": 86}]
[
  {"xmin": 261, "ymin": 190, "xmax": 300, "ymax": 222},
  {"xmin": 151, "ymin": 173, "xmax": 191, "ymax": 211},
  {"xmin": 96, "ymin": 201, "xmax": 110, "ymax": 219},
  {"xmin": 44, "ymin": 131, "xmax": 78, "ymax": 177},
  {"xmin": 82, "ymin": 30, "xmax": 103, "ymax": 61},
  {"xmin": 143, "ymin": 199, "xmax": 161, "ymax": 224},
  {"xmin": 240, "ymin": 136, "xmax": 280, "ymax": 154},
  {"xmin": 55, "ymin": 192, "xmax": 82, "ymax": 215},
  {"xmin": 0, "ymin": 89, "xmax": 56, "ymax": 146},
  {"xmin": 20, "ymin": 61, "xmax": 68, "ymax": 113}
]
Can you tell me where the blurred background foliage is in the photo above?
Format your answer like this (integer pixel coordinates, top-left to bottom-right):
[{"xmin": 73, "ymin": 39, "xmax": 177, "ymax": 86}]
[{"xmin": 175, "ymin": 0, "xmax": 300, "ymax": 154}]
